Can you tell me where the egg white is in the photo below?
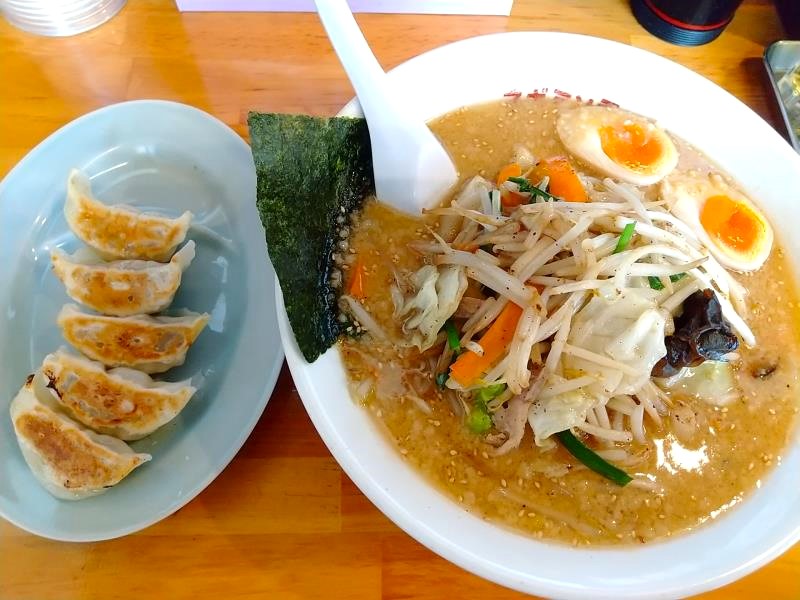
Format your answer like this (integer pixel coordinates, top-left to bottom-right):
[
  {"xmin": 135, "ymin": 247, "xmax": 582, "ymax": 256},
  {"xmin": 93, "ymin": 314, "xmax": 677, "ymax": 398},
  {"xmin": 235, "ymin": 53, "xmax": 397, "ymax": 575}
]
[
  {"xmin": 661, "ymin": 171, "xmax": 773, "ymax": 272},
  {"xmin": 556, "ymin": 106, "xmax": 678, "ymax": 186}
]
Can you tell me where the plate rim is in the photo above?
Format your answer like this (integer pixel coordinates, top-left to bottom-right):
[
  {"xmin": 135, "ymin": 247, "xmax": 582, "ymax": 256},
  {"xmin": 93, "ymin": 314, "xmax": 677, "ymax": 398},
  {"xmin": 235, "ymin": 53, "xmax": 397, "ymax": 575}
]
[{"xmin": 0, "ymin": 99, "xmax": 284, "ymax": 542}]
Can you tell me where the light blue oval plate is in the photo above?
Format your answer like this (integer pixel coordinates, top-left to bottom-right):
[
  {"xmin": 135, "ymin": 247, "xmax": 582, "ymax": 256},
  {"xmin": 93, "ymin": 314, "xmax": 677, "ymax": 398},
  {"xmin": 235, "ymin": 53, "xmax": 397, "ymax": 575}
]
[{"xmin": 0, "ymin": 100, "xmax": 282, "ymax": 541}]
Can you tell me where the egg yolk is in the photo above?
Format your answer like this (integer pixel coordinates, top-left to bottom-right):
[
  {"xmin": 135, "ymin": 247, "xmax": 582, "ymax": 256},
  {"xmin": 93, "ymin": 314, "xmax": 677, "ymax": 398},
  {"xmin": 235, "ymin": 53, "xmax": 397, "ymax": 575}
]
[
  {"xmin": 700, "ymin": 194, "xmax": 762, "ymax": 254},
  {"xmin": 599, "ymin": 122, "xmax": 663, "ymax": 173}
]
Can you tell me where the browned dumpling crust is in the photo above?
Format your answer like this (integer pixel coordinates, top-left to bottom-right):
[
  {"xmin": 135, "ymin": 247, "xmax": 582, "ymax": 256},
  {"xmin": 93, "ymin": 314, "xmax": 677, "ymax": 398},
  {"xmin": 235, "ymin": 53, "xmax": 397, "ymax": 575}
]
[
  {"xmin": 39, "ymin": 349, "xmax": 196, "ymax": 440},
  {"xmin": 65, "ymin": 169, "xmax": 192, "ymax": 261},
  {"xmin": 57, "ymin": 304, "xmax": 209, "ymax": 374},
  {"xmin": 10, "ymin": 378, "xmax": 151, "ymax": 500}
]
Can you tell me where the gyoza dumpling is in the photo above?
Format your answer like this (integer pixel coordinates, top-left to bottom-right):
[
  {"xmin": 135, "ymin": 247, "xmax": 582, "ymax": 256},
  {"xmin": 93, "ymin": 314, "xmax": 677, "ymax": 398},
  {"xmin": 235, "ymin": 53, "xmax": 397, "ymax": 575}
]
[
  {"xmin": 58, "ymin": 304, "xmax": 209, "ymax": 374},
  {"xmin": 65, "ymin": 169, "xmax": 192, "ymax": 261},
  {"xmin": 38, "ymin": 349, "xmax": 197, "ymax": 440},
  {"xmin": 51, "ymin": 241, "xmax": 195, "ymax": 317},
  {"xmin": 10, "ymin": 376, "xmax": 151, "ymax": 500}
]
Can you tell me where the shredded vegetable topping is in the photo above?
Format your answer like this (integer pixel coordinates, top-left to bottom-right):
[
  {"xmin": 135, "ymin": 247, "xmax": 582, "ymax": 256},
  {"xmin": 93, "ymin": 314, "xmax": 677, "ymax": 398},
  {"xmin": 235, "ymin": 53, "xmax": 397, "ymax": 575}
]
[{"xmin": 375, "ymin": 147, "xmax": 754, "ymax": 488}]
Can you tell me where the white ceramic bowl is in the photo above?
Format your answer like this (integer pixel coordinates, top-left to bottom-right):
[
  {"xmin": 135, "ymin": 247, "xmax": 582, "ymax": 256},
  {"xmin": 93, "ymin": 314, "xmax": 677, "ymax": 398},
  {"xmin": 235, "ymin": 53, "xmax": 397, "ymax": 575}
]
[{"xmin": 277, "ymin": 33, "xmax": 800, "ymax": 598}]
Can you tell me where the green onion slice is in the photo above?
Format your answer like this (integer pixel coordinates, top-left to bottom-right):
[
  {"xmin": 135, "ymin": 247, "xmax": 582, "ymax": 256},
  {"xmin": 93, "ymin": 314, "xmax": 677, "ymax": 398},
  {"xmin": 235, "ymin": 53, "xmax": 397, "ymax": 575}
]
[
  {"xmin": 444, "ymin": 319, "xmax": 461, "ymax": 353},
  {"xmin": 466, "ymin": 384, "xmax": 506, "ymax": 434},
  {"xmin": 613, "ymin": 222, "xmax": 636, "ymax": 254},
  {"xmin": 556, "ymin": 430, "xmax": 633, "ymax": 486},
  {"xmin": 474, "ymin": 383, "xmax": 506, "ymax": 406},
  {"xmin": 435, "ymin": 372, "xmax": 448, "ymax": 389},
  {"xmin": 507, "ymin": 176, "xmax": 559, "ymax": 203},
  {"xmin": 649, "ymin": 273, "xmax": 687, "ymax": 290},
  {"xmin": 467, "ymin": 408, "xmax": 492, "ymax": 433}
]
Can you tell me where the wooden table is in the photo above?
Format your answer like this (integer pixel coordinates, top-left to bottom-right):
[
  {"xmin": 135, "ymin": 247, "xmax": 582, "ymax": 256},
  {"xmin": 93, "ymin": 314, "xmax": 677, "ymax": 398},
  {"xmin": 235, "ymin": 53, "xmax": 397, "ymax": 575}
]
[{"xmin": 1, "ymin": 1, "xmax": 798, "ymax": 598}]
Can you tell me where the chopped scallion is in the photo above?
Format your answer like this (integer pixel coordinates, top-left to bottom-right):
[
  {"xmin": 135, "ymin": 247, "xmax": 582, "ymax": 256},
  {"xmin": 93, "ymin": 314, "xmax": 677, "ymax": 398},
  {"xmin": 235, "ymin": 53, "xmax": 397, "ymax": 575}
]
[
  {"xmin": 475, "ymin": 383, "xmax": 506, "ymax": 406},
  {"xmin": 507, "ymin": 176, "xmax": 559, "ymax": 203},
  {"xmin": 467, "ymin": 408, "xmax": 492, "ymax": 433},
  {"xmin": 613, "ymin": 222, "xmax": 636, "ymax": 254},
  {"xmin": 507, "ymin": 176, "xmax": 533, "ymax": 192},
  {"xmin": 556, "ymin": 430, "xmax": 632, "ymax": 486},
  {"xmin": 465, "ymin": 384, "xmax": 506, "ymax": 434},
  {"xmin": 435, "ymin": 372, "xmax": 448, "ymax": 389},
  {"xmin": 444, "ymin": 319, "xmax": 461, "ymax": 353},
  {"xmin": 649, "ymin": 273, "xmax": 686, "ymax": 290}
]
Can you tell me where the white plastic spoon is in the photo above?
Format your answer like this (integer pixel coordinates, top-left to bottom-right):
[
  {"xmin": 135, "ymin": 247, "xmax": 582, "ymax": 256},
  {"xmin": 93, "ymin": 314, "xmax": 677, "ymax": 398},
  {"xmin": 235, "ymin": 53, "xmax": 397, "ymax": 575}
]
[{"xmin": 314, "ymin": 0, "xmax": 458, "ymax": 214}]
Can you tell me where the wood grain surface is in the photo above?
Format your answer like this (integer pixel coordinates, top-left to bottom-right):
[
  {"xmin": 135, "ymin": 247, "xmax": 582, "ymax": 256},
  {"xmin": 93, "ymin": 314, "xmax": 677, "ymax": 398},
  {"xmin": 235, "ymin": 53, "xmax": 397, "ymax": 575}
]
[{"xmin": 1, "ymin": 1, "xmax": 798, "ymax": 598}]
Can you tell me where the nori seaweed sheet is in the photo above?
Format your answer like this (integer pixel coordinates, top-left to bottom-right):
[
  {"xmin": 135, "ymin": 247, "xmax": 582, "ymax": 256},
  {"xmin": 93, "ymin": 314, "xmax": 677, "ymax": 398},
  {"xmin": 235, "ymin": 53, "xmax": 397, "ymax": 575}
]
[{"xmin": 248, "ymin": 113, "xmax": 374, "ymax": 362}]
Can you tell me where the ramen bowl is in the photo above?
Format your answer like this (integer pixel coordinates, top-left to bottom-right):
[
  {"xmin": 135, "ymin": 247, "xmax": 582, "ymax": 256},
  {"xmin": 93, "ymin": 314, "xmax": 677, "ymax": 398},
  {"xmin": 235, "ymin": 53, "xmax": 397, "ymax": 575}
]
[{"xmin": 276, "ymin": 32, "xmax": 800, "ymax": 599}]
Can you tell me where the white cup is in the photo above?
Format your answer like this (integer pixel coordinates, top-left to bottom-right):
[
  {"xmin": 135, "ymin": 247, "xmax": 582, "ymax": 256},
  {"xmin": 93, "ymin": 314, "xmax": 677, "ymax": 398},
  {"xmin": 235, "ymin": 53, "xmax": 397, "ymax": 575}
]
[{"xmin": 0, "ymin": 0, "xmax": 126, "ymax": 36}]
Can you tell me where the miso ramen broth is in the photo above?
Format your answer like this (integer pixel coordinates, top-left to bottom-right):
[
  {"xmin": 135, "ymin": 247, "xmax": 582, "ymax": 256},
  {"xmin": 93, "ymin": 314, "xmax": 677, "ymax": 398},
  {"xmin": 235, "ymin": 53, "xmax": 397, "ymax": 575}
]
[{"xmin": 340, "ymin": 97, "xmax": 800, "ymax": 545}]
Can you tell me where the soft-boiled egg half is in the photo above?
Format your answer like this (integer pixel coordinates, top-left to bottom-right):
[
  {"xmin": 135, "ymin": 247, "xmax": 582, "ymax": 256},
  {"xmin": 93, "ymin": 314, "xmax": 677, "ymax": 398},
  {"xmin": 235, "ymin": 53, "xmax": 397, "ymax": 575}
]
[
  {"xmin": 662, "ymin": 171, "xmax": 773, "ymax": 272},
  {"xmin": 556, "ymin": 106, "xmax": 678, "ymax": 186}
]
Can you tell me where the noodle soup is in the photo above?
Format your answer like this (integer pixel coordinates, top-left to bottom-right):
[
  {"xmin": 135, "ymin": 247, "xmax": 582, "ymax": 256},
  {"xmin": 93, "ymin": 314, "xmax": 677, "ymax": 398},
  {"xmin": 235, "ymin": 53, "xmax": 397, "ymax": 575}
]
[{"xmin": 339, "ymin": 97, "xmax": 800, "ymax": 545}]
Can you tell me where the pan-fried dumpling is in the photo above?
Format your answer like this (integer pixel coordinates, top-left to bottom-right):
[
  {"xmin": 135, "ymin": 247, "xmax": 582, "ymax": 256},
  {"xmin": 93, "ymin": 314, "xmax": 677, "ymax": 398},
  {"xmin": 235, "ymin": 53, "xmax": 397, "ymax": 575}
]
[
  {"xmin": 51, "ymin": 241, "xmax": 195, "ymax": 317},
  {"xmin": 57, "ymin": 304, "xmax": 209, "ymax": 374},
  {"xmin": 65, "ymin": 169, "xmax": 193, "ymax": 261},
  {"xmin": 9, "ymin": 376, "xmax": 151, "ymax": 500},
  {"xmin": 38, "ymin": 349, "xmax": 197, "ymax": 441}
]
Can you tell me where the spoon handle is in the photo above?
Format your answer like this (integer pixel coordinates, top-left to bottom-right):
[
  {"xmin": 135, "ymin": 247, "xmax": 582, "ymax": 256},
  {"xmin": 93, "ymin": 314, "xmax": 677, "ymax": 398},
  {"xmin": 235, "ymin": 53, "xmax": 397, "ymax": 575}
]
[
  {"xmin": 314, "ymin": 0, "xmax": 400, "ymax": 122},
  {"xmin": 314, "ymin": 0, "xmax": 457, "ymax": 212}
]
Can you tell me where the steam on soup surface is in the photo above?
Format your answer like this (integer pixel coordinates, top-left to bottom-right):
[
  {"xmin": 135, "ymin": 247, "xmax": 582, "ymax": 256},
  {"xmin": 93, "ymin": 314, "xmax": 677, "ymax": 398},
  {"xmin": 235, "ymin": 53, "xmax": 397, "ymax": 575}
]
[{"xmin": 339, "ymin": 97, "xmax": 800, "ymax": 545}]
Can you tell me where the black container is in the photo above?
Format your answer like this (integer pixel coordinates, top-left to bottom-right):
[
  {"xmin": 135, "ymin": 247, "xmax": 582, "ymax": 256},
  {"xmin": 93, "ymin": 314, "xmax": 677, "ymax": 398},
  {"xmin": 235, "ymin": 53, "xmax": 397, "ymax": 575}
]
[
  {"xmin": 631, "ymin": 0, "xmax": 744, "ymax": 46},
  {"xmin": 775, "ymin": 0, "xmax": 800, "ymax": 39}
]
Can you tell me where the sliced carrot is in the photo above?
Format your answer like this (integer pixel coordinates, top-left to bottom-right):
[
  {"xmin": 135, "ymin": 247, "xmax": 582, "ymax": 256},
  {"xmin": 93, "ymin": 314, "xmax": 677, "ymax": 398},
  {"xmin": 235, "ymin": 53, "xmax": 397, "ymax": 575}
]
[
  {"xmin": 501, "ymin": 190, "xmax": 528, "ymax": 211},
  {"xmin": 449, "ymin": 301, "xmax": 523, "ymax": 387},
  {"xmin": 532, "ymin": 156, "xmax": 588, "ymax": 202},
  {"xmin": 348, "ymin": 259, "xmax": 367, "ymax": 299},
  {"xmin": 496, "ymin": 162, "xmax": 522, "ymax": 186}
]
